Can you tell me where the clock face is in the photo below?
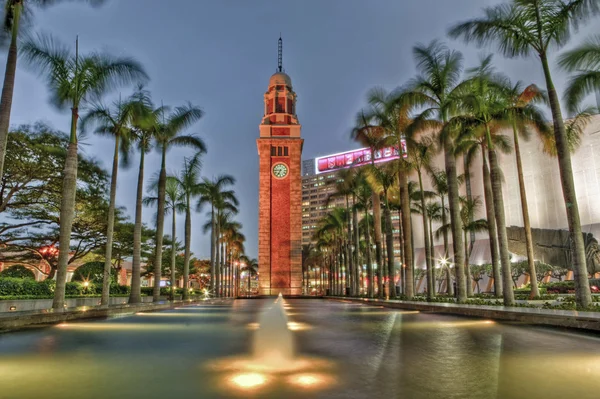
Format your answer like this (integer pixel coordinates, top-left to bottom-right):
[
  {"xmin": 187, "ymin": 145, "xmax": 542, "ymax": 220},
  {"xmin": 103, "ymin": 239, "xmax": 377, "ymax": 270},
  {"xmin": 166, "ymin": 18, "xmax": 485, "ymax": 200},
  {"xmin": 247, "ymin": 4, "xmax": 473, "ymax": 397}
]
[{"xmin": 272, "ymin": 163, "xmax": 289, "ymax": 179}]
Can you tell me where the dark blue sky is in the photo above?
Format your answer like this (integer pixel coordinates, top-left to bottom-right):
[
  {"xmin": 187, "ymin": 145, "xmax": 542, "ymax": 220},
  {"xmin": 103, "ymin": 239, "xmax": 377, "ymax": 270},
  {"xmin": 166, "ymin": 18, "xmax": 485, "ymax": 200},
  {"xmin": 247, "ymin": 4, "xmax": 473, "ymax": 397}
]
[{"xmin": 5, "ymin": 0, "xmax": 598, "ymax": 259}]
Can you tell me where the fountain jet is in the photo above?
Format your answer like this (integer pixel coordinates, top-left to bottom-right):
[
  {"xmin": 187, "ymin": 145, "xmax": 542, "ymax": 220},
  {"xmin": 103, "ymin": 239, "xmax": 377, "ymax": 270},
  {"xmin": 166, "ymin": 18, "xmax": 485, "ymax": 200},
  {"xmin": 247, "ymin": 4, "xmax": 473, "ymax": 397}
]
[{"xmin": 252, "ymin": 294, "xmax": 294, "ymax": 368}]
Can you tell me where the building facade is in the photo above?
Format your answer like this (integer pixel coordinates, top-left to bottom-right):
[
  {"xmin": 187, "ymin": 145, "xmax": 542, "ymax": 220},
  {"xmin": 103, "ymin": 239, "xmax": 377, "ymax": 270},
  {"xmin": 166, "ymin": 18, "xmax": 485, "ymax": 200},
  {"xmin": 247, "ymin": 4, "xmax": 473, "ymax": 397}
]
[{"xmin": 256, "ymin": 40, "xmax": 303, "ymax": 296}]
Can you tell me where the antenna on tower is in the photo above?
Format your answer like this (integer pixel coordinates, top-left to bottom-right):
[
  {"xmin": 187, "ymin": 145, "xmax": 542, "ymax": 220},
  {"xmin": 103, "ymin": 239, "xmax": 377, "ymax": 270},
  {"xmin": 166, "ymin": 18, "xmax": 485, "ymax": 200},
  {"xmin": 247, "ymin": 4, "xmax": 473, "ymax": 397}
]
[{"xmin": 278, "ymin": 34, "xmax": 283, "ymax": 72}]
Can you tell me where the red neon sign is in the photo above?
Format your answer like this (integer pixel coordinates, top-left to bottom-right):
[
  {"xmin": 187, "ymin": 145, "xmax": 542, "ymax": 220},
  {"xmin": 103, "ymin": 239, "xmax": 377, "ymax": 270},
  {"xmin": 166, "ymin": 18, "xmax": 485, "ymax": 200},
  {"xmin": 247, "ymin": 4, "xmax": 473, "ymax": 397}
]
[{"xmin": 315, "ymin": 141, "xmax": 407, "ymax": 174}]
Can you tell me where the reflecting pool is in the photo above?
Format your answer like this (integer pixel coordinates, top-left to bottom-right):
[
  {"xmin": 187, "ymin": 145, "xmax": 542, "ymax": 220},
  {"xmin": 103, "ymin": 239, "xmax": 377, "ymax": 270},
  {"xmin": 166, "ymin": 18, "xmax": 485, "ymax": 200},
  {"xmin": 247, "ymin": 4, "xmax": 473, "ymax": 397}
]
[{"xmin": 0, "ymin": 299, "xmax": 599, "ymax": 399}]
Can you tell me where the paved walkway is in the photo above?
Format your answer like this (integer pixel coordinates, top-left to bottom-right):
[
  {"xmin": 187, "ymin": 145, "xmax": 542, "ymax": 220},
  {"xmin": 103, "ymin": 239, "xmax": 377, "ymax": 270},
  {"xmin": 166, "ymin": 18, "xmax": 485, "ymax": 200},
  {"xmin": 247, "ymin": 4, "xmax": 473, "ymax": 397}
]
[{"xmin": 329, "ymin": 297, "xmax": 600, "ymax": 332}]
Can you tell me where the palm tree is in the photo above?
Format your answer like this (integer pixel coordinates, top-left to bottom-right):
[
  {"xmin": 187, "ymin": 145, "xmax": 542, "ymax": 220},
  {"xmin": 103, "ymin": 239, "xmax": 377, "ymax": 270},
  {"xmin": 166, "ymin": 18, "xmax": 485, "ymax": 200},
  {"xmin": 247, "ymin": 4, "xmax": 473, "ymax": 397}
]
[
  {"xmin": 351, "ymin": 111, "xmax": 388, "ymax": 297},
  {"xmin": 368, "ymin": 87, "xmax": 415, "ymax": 299},
  {"xmin": 0, "ymin": 0, "xmax": 104, "ymax": 184},
  {"xmin": 503, "ymin": 82, "xmax": 552, "ymax": 298},
  {"xmin": 449, "ymin": 0, "xmax": 598, "ymax": 308},
  {"xmin": 172, "ymin": 153, "xmax": 202, "ymax": 299},
  {"xmin": 81, "ymin": 96, "xmax": 137, "ymax": 306},
  {"xmin": 559, "ymin": 34, "xmax": 600, "ymax": 113},
  {"xmin": 128, "ymin": 89, "xmax": 157, "ymax": 304},
  {"xmin": 315, "ymin": 208, "xmax": 347, "ymax": 296},
  {"xmin": 354, "ymin": 173, "xmax": 375, "ymax": 297},
  {"xmin": 367, "ymin": 163, "xmax": 398, "ymax": 299},
  {"xmin": 144, "ymin": 175, "xmax": 185, "ymax": 299},
  {"xmin": 327, "ymin": 167, "xmax": 357, "ymax": 296},
  {"xmin": 152, "ymin": 104, "xmax": 205, "ymax": 302},
  {"xmin": 197, "ymin": 175, "xmax": 237, "ymax": 295},
  {"xmin": 449, "ymin": 55, "xmax": 516, "ymax": 304},
  {"xmin": 398, "ymin": 40, "xmax": 467, "ymax": 302},
  {"xmin": 407, "ymin": 135, "xmax": 436, "ymax": 299},
  {"xmin": 21, "ymin": 34, "xmax": 147, "ymax": 309}
]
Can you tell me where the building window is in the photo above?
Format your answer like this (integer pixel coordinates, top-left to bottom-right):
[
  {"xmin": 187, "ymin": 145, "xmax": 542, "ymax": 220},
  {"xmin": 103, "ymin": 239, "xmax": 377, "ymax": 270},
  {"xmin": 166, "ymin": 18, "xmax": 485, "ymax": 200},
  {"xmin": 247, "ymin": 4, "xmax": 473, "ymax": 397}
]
[
  {"xmin": 278, "ymin": 146, "xmax": 282, "ymax": 156},
  {"xmin": 271, "ymin": 146, "xmax": 276, "ymax": 156},
  {"xmin": 284, "ymin": 147, "xmax": 289, "ymax": 156}
]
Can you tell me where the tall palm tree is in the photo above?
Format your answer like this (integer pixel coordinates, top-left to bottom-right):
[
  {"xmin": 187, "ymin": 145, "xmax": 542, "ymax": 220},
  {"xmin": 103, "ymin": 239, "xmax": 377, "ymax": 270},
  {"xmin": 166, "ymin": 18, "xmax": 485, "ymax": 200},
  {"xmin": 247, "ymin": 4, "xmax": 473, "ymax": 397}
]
[
  {"xmin": 407, "ymin": 135, "xmax": 436, "ymax": 298},
  {"xmin": 172, "ymin": 153, "xmax": 202, "ymax": 299},
  {"xmin": 559, "ymin": 34, "xmax": 600, "ymax": 113},
  {"xmin": 144, "ymin": 175, "xmax": 185, "ymax": 299},
  {"xmin": 21, "ymin": 33, "xmax": 147, "ymax": 309},
  {"xmin": 399, "ymin": 40, "xmax": 468, "ymax": 302},
  {"xmin": 354, "ymin": 173, "xmax": 375, "ymax": 297},
  {"xmin": 197, "ymin": 175, "xmax": 237, "ymax": 295},
  {"xmin": 351, "ymin": 111, "xmax": 388, "ymax": 297},
  {"xmin": 449, "ymin": 0, "xmax": 598, "ymax": 308},
  {"xmin": 81, "ymin": 96, "xmax": 137, "ymax": 306},
  {"xmin": 503, "ymin": 82, "xmax": 552, "ymax": 298},
  {"xmin": 327, "ymin": 167, "xmax": 357, "ymax": 296},
  {"xmin": 152, "ymin": 104, "xmax": 205, "ymax": 302},
  {"xmin": 449, "ymin": 55, "xmax": 516, "ymax": 304},
  {"xmin": 128, "ymin": 89, "xmax": 158, "ymax": 304},
  {"xmin": 367, "ymin": 163, "xmax": 398, "ymax": 299},
  {"xmin": 0, "ymin": 0, "xmax": 104, "ymax": 184},
  {"xmin": 315, "ymin": 208, "xmax": 347, "ymax": 296},
  {"xmin": 368, "ymin": 87, "xmax": 415, "ymax": 299}
]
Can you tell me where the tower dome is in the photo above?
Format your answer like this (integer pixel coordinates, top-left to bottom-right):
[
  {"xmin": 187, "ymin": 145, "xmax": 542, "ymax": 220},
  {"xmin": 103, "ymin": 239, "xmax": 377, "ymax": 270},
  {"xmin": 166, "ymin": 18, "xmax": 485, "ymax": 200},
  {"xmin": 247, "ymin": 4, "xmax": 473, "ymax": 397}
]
[{"xmin": 269, "ymin": 72, "xmax": 292, "ymax": 88}]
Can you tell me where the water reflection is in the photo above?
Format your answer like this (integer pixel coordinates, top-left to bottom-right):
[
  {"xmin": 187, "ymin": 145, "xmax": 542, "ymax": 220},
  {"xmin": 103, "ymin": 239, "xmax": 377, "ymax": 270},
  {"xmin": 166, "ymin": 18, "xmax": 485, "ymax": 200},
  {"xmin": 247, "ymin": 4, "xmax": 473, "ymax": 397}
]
[{"xmin": 0, "ymin": 299, "xmax": 599, "ymax": 399}]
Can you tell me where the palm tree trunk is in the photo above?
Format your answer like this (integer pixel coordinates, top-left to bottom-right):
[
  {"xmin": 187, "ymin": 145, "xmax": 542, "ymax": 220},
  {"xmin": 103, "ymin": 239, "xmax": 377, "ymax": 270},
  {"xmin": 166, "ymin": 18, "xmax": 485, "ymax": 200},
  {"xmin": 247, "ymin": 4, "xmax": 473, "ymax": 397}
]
[
  {"xmin": 464, "ymin": 155, "xmax": 476, "ymax": 254},
  {"xmin": 215, "ymin": 216, "xmax": 221, "ymax": 297},
  {"xmin": 464, "ymin": 230, "xmax": 473, "ymax": 297},
  {"xmin": 170, "ymin": 210, "xmax": 176, "ymax": 300},
  {"xmin": 345, "ymin": 195, "xmax": 354, "ymax": 296},
  {"xmin": 482, "ymin": 147, "xmax": 503, "ymax": 297},
  {"xmin": 384, "ymin": 196, "xmax": 396, "ymax": 299},
  {"xmin": 428, "ymin": 213, "xmax": 437, "ymax": 294},
  {"xmin": 0, "ymin": 3, "xmax": 21, "ymax": 184},
  {"xmin": 487, "ymin": 139, "xmax": 514, "ymax": 306},
  {"xmin": 512, "ymin": 123, "xmax": 540, "ymax": 298},
  {"xmin": 364, "ymin": 208, "xmax": 374, "ymax": 298},
  {"xmin": 372, "ymin": 192, "xmax": 384, "ymax": 298},
  {"xmin": 101, "ymin": 136, "xmax": 120, "ymax": 306},
  {"xmin": 352, "ymin": 195, "xmax": 360, "ymax": 296},
  {"xmin": 399, "ymin": 170, "xmax": 414, "ymax": 298},
  {"xmin": 536, "ymin": 1, "xmax": 591, "ymax": 309},
  {"xmin": 418, "ymin": 171, "xmax": 433, "ymax": 299},
  {"xmin": 153, "ymin": 148, "xmax": 167, "ymax": 302},
  {"xmin": 52, "ymin": 109, "xmax": 79, "ymax": 310},
  {"xmin": 129, "ymin": 148, "xmax": 145, "ymax": 304},
  {"xmin": 183, "ymin": 196, "xmax": 192, "ymax": 300},
  {"xmin": 445, "ymin": 136, "xmax": 466, "ymax": 303},
  {"xmin": 210, "ymin": 206, "xmax": 215, "ymax": 293},
  {"xmin": 445, "ymin": 265, "xmax": 453, "ymax": 296}
]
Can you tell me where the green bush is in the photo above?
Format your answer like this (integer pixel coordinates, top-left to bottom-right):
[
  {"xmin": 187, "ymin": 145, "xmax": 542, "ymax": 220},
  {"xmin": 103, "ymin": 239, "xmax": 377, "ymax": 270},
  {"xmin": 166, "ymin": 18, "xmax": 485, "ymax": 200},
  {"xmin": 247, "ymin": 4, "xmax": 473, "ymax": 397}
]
[
  {"xmin": 0, "ymin": 265, "xmax": 36, "ymax": 279},
  {"xmin": 0, "ymin": 278, "xmax": 54, "ymax": 296},
  {"xmin": 71, "ymin": 261, "xmax": 118, "ymax": 285}
]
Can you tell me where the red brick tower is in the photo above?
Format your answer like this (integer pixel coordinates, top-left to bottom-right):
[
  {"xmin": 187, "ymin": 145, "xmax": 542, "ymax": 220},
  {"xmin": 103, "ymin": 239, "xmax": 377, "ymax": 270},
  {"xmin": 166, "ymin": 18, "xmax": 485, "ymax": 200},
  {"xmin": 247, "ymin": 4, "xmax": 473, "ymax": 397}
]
[{"xmin": 257, "ymin": 37, "xmax": 303, "ymax": 296}]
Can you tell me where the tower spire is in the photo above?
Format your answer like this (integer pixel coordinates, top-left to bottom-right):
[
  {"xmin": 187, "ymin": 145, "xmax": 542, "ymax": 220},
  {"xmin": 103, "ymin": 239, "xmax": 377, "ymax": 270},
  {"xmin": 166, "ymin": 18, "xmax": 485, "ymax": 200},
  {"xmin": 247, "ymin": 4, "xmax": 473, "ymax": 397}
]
[{"xmin": 278, "ymin": 34, "xmax": 283, "ymax": 72}]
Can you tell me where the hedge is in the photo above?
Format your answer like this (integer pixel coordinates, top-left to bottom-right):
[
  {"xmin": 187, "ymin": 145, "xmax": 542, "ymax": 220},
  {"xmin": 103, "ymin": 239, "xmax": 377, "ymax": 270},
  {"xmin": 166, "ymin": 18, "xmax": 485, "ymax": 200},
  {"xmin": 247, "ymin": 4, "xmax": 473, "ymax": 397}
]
[
  {"xmin": 0, "ymin": 278, "xmax": 130, "ymax": 299},
  {"xmin": 0, "ymin": 265, "xmax": 36, "ymax": 279}
]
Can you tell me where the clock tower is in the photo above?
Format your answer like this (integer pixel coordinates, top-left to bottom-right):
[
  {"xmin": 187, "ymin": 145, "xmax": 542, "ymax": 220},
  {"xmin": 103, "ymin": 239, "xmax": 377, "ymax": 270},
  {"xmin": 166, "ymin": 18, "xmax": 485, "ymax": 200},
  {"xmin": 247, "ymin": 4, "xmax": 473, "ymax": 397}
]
[{"xmin": 257, "ymin": 37, "xmax": 303, "ymax": 296}]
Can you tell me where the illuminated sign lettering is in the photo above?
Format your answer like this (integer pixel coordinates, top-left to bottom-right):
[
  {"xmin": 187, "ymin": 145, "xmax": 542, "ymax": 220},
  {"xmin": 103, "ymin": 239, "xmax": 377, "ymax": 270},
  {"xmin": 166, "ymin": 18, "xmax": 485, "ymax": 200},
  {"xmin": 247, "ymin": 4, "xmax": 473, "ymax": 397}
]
[{"xmin": 314, "ymin": 141, "xmax": 407, "ymax": 174}]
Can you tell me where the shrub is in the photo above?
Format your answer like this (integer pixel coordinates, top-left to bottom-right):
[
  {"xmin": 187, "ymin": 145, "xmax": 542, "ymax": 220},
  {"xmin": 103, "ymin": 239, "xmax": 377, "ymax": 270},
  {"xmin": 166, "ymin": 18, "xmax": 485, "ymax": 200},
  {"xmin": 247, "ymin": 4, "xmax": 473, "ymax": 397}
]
[
  {"xmin": 72, "ymin": 261, "xmax": 118, "ymax": 285},
  {"xmin": 0, "ymin": 278, "xmax": 54, "ymax": 296},
  {"xmin": 0, "ymin": 265, "xmax": 36, "ymax": 279}
]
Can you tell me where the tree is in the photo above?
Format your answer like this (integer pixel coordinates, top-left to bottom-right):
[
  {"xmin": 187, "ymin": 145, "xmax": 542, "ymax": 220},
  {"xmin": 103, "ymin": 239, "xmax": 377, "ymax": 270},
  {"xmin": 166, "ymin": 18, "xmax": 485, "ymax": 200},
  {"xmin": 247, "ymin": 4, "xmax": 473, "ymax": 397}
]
[
  {"xmin": 197, "ymin": 175, "xmax": 237, "ymax": 295},
  {"xmin": 407, "ymin": 135, "xmax": 436, "ymax": 299},
  {"xmin": 0, "ymin": 264, "xmax": 34, "ymax": 279},
  {"xmin": 128, "ymin": 88, "xmax": 157, "ymax": 304},
  {"xmin": 81, "ymin": 95, "xmax": 137, "ymax": 306},
  {"xmin": 398, "ymin": 40, "xmax": 467, "ymax": 302},
  {"xmin": 351, "ymin": 111, "xmax": 390, "ymax": 298},
  {"xmin": 559, "ymin": 34, "xmax": 600, "ymax": 112},
  {"xmin": 152, "ymin": 104, "xmax": 205, "ymax": 301},
  {"xmin": 1, "ymin": 130, "xmax": 110, "ymax": 280},
  {"xmin": 144, "ymin": 175, "xmax": 185, "ymax": 299},
  {"xmin": 367, "ymin": 87, "xmax": 415, "ymax": 299},
  {"xmin": 0, "ymin": 0, "xmax": 105, "ymax": 185},
  {"xmin": 72, "ymin": 261, "xmax": 116, "ymax": 285},
  {"xmin": 21, "ymin": 33, "xmax": 148, "ymax": 309},
  {"xmin": 172, "ymin": 153, "xmax": 202, "ymax": 299},
  {"xmin": 449, "ymin": 0, "xmax": 599, "ymax": 308}
]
